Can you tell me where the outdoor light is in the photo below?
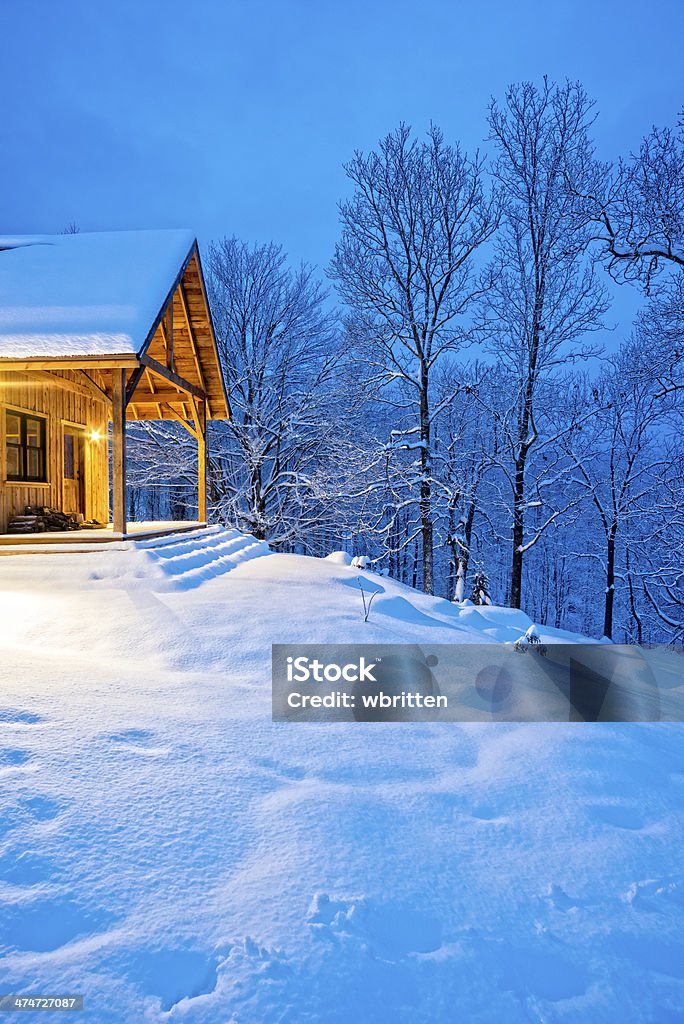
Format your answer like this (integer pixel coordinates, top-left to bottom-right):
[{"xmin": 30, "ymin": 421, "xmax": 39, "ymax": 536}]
[{"xmin": 89, "ymin": 429, "xmax": 102, "ymax": 442}]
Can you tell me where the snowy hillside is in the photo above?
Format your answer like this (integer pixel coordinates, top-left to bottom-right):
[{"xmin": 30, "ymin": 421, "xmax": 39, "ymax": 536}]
[{"xmin": 1, "ymin": 528, "xmax": 683, "ymax": 1022}]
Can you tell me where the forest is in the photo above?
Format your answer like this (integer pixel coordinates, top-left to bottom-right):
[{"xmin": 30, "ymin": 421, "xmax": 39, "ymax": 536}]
[{"xmin": 126, "ymin": 79, "xmax": 684, "ymax": 645}]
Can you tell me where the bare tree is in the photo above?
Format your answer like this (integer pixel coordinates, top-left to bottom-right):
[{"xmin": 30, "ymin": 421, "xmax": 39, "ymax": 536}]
[
  {"xmin": 639, "ymin": 456, "xmax": 684, "ymax": 644},
  {"xmin": 483, "ymin": 79, "xmax": 609, "ymax": 608},
  {"xmin": 564, "ymin": 339, "xmax": 673, "ymax": 639},
  {"xmin": 632, "ymin": 274, "xmax": 684, "ymax": 399},
  {"xmin": 330, "ymin": 123, "xmax": 498, "ymax": 593},
  {"xmin": 207, "ymin": 237, "xmax": 342, "ymax": 546},
  {"xmin": 588, "ymin": 114, "xmax": 684, "ymax": 287},
  {"xmin": 432, "ymin": 365, "xmax": 497, "ymax": 601}
]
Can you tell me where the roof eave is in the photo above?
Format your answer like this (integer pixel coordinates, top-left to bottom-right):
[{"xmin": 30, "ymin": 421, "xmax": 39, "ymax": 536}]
[{"xmin": 0, "ymin": 355, "xmax": 140, "ymax": 370}]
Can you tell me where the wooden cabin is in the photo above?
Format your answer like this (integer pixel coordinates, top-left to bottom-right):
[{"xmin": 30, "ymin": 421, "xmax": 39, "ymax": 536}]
[{"xmin": 0, "ymin": 230, "xmax": 229, "ymax": 536}]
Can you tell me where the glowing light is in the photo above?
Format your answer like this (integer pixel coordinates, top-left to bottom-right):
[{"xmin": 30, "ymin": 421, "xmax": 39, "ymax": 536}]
[{"xmin": 89, "ymin": 430, "xmax": 102, "ymax": 442}]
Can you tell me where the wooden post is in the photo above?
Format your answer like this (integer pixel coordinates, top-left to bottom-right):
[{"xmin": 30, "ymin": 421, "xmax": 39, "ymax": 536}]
[
  {"xmin": 111, "ymin": 368, "xmax": 127, "ymax": 535},
  {"xmin": 197, "ymin": 399, "xmax": 207, "ymax": 523},
  {"xmin": 163, "ymin": 304, "xmax": 174, "ymax": 373}
]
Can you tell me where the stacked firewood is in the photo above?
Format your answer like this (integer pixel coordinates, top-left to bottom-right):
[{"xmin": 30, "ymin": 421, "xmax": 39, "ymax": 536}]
[{"xmin": 6, "ymin": 506, "xmax": 83, "ymax": 534}]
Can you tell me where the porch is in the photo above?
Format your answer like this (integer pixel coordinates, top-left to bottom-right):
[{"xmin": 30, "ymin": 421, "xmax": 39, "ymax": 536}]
[{"xmin": 0, "ymin": 520, "xmax": 208, "ymax": 554}]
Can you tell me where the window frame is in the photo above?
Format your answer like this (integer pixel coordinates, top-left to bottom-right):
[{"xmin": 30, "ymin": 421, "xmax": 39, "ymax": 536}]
[{"xmin": 5, "ymin": 409, "xmax": 48, "ymax": 484}]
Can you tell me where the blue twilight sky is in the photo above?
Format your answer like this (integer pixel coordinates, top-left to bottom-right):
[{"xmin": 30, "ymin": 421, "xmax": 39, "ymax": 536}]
[{"xmin": 2, "ymin": 0, "xmax": 683, "ymax": 333}]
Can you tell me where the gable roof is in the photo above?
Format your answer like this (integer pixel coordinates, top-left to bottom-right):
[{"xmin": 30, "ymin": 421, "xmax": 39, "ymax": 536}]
[
  {"xmin": 0, "ymin": 230, "xmax": 229, "ymax": 420},
  {"xmin": 0, "ymin": 229, "xmax": 196, "ymax": 358}
]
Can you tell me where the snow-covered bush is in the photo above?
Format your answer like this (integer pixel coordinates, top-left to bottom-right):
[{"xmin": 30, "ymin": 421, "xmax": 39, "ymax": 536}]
[
  {"xmin": 351, "ymin": 555, "xmax": 372, "ymax": 570},
  {"xmin": 514, "ymin": 624, "xmax": 548, "ymax": 655}
]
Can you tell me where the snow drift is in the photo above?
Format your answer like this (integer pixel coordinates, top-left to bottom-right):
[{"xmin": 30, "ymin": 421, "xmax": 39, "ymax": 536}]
[{"xmin": 0, "ymin": 528, "xmax": 682, "ymax": 1022}]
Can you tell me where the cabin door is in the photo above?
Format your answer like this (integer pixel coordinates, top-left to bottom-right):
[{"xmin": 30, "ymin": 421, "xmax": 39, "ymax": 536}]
[{"xmin": 62, "ymin": 426, "xmax": 85, "ymax": 516}]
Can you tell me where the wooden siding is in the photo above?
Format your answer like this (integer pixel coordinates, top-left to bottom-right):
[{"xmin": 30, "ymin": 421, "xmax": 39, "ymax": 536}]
[{"xmin": 0, "ymin": 370, "xmax": 108, "ymax": 533}]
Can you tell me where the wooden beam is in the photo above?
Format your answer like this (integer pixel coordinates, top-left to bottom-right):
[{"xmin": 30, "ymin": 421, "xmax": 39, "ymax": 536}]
[
  {"xmin": 188, "ymin": 249, "xmax": 232, "ymax": 421},
  {"xmin": 144, "ymin": 367, "xmax": 163, "ymax": 419},
  {"xmin": 140, "ymin": 355, "xmax": 205, "ymax": 399},
  {"xmin": 158, "ymin": 321, "xmax": 167, "ymax": 370},
  {"xmin": 124, "ymin": 365, "xmax": 147, "ymax": 407},
  {"xmin": 16, "ymin": 369, "xmax": 112, "ymax": 407},
  {"xmin": 111, "ymin": 369, "xmax": 127, "ymax": 535},
  {"xmin": 91, "ymin": 367, "xmax": 110, "ymax": 396},
  {"xmin": 122, "ymin": 389, "xmax": 205, "ymax": 406},
  {"xmin": 158, "ymin": 319, "xmax": 168, "ymax": 363},
  {"xmin": 189, "ymin": 397, "xmax": 207, "ymax": 523},
  {"xmin": 178, "ymin": 281, "xmax": 211, "ymax": 418},
  {"xmin": 198, "ymin": 425, "xmax": 207, "ymax": 522},
  {"xmin": 166, "ymin": 407, "xmax": 198, "ymax": 439},
  {"xmin": 77, "ymin": 371, "xmax": 112, "ymax": 405},
  {"xmin": 0, "ymin": 357, "xmax": 138, "ymax": 371},
  {"xmin": 163, "ymin": 304, "xmax": 174, "ymax": 372}
]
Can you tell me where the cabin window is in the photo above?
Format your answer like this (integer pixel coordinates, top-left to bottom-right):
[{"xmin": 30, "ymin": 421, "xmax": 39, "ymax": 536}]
[{"xmin": 5, "ymin": 410, "xmax": 47, "ymax": 483}]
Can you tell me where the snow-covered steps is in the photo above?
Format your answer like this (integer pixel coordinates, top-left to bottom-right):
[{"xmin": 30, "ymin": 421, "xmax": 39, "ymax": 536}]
[{"xmin": 134, "ymin": 525, "xmax": 271, "ymax": 589}]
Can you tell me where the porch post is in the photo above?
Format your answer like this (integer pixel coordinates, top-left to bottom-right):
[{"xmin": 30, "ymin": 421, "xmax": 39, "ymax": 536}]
[
  {"xmin": 111, "ymin": 368, "xmax": 127, "ymax": 535},
  {"xmin": 197, "ymin": 398, "xmax": 207, "ymax": 523}
]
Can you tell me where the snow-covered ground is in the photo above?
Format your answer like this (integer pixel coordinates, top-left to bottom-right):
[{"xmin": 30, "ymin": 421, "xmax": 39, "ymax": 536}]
[{"xmin": 0, "ymin": 527, "xmax": 682, "ymax": 1022}]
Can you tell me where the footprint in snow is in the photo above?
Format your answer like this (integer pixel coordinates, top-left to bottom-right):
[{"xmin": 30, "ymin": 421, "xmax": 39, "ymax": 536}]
[
  {"xmin": 112, "ymin": 946, "xmax": 221, "ymax": 1012},
  {"xmin": 107, "ymin": 729, "xmax": 170, "ymax": 757},
  {"xmin": 0, "ymin": 795, "xmax": 61, "ymax": 843},
  {"xmin": 615, "ymin": 934, "xmax": 684, "ymax": 981},
  {"xmin": 492, "ymin": 940, "xmax": 591, "ymax": 1002},
  {"xmin": 318, "ymin": 761, "xmax": 435, "ymax": 784},
  {"xmin": 624, "ymin": 876, "xmax": 684, "ymax": 912},
  {"xmin": 0, "ymin": 748, "xmax": 32, "ymax": 769},
  {"xmin": 0, "ymin": 848, "xmax": 61, "ymax": 886},
  {"xmin": 540, "ymin": 883, "xmax": 585, "ymax": 912},
  {"xmin": 470, "ymin": 804, "xmax": 508, "ymax": 822},
  {"xmin": 22, "ymin": 795, "xmax": 61, "ymax": 822},
  {"xmin": 585, "ymin": 802, "xmax": 645, "ymax": 830},
  {"xmin": 0, "ymin": 898, "xmax": 115, "ymax": 953},
  {"xmin": 307, "ymin": 893, "xmax": 442, "ymax": 958},
  {"xmin": 255, "ymin": 756, "xmax": 307, "ymax": 781},
  {"xmin": 0, "ymin": 708, "xmax": 42, "ymax": 726}
]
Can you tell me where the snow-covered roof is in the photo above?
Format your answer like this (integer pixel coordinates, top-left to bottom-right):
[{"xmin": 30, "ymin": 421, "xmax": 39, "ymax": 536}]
[{"xmin": 0, "ymin": 229, "xmax": 197, "ymax": 359}]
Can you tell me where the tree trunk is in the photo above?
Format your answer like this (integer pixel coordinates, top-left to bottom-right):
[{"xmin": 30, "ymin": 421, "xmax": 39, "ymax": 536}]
[
  {"xmin": 388, "ymin": 515, "xmax": 397, "ymax": 580},
  {"xmin": 625, "ymin": 544, "xmax": 643, "ymax": 644},
  {"xmin": 250, "ymin": 463, "xmax": 266, "ymax": 540},
  {"xmin": 603, "ymin": 527, "xmax": 617, "ymax": 640},
  {"xmin": 446, "ymin": 508, "xmax": 456, "ymax": 600},
  {"xmin": 451, "ymin": 500, "xmax": 476, "ymax": 602},
  {"xmin": 447, "ymin": 536, "xmax": 463, "ymax": 602},
  {"xmin": 454, "ymin": 556, "xmax": 466, "ymax": 602},
  {"xmin": 419, "ymin": 366, "xmax": 433, "ymax": 594},
  {"xmin": 510, "ymin": 453, "xmax": 526, "ymax": 609},
  {"xmin": 420, "ymin": 477, "xmax": 433, "ymax": 593},
  {"xmin": 411, "ymin": 538, "xmax": 419, "ymax": 590},
  {"xmin": 509, "ymin": 317, "xmax": 539, "ymax": 610}
]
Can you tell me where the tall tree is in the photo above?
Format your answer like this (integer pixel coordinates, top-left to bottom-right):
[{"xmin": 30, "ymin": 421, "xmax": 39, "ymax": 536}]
[
  {"xmin": 330, "ymin": 123, "xmax": 498, "ymax": 593},
  {"xmin": 564, "ymin": 341, "xmax": 671, "ymax": 639},
  {"xmin": 484, "ymin": 79, "xmax": 608, "ymax": 608}
]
